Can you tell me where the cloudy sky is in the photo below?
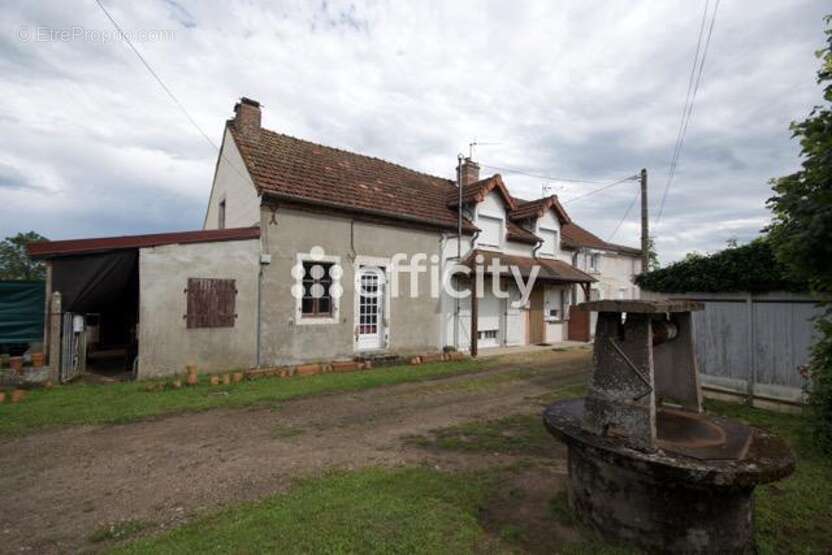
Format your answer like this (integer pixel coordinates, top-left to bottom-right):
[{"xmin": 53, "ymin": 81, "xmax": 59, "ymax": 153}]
[{"xmin": 1, "ymin": 1, "xmax": 828, "ymax": 263}]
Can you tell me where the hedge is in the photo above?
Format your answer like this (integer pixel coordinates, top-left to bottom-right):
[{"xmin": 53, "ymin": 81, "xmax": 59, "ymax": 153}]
[{"xmin": 635, "ymin": 238, "xmax": 808, "ymax": 294}]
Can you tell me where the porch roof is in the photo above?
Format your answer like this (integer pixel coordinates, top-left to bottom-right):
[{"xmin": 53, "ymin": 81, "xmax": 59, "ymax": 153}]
[{"xmin": 463, "ymin": 249, "xmax": 596, "ymax": 284}]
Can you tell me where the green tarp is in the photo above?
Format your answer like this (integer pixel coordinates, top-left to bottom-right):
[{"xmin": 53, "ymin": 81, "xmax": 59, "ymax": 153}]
[{"xmin": 0, "ymin": 281, "xmax": 45, "ymax": 344}]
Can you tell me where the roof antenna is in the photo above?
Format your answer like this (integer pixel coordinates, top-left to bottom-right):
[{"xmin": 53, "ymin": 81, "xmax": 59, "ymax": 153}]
[{"xmin": 468, "ymin": 140, "xmax": 501, "ymax": 160}]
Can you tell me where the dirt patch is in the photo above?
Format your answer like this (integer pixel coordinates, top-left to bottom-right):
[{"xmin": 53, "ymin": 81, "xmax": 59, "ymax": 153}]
[
  {"xmin": 480, "ymin": 466, "xmax": 584, "ymax": 553},
  {"xmin": 0, "ymin": 350, "xmax": 590, "ymax": 553}
]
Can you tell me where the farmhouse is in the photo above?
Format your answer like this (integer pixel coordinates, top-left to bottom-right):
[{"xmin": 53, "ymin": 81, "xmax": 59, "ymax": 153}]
[{"xmin": 28, "ymin": 98, "xmax": 642, "ymax": 379}]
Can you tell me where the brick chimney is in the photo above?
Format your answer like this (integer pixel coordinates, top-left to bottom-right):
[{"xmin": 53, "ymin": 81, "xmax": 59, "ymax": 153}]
[
  {"xmin": 233, "ymin": 97, "xmax": 261, "ymax": 135},
  {"xmin": 459, "ymin": 157, "xmax": 480, "ymax": 187}
]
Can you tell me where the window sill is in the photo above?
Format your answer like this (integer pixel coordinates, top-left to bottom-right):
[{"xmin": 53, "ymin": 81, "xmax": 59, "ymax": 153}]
[{"xmin": 296, "ymin": 315, "xmax": 339, "ymax": 326}]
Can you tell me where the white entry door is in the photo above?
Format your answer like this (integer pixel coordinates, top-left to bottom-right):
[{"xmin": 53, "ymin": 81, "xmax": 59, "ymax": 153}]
[
  {"xmin": 478, "ymin": 290, "xmax": 501, "ymax": 348},
  {"xmin": 356, "ymin": 266, "xmax": 385, "ymax": 351}
]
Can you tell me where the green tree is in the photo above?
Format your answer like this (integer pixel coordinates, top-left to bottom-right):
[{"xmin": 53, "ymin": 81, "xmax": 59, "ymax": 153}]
[
  {"xmin": 645, "ymin": 235, "xmax": 660, "ymax": 271},
  {"xmin": 767, "ymin": 15, "xmax": 832, "ymax": 452},
  {"xmin": 0, "ymin": 231, "xmax": 47, "ymax": 281}
]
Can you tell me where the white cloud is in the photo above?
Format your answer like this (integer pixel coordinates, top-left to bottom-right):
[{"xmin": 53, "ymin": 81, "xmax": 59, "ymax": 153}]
[{"xmin": 0, "ymin": 0, "xmax": 827, "ymax": 264}]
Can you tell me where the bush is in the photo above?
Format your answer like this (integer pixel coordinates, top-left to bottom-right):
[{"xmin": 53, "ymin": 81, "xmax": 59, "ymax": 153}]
[
  {"xmin": 807, "ymin": 314, "xmax": 832, "ymax": 454},
  {"xmin": 635, "ymin": 238, "xmax": 807, "ymax": 294}
]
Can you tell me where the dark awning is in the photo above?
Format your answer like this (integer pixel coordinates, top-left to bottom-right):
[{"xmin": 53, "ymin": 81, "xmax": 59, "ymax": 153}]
[{"xmin": 463, "ymin": 249, "xmax": 596, "ymax": 284}]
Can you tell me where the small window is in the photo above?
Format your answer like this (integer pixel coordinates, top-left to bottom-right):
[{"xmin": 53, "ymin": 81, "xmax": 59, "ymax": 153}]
[
  {"xmin": 218, "ymin": 199, "xmax": 226, "ymax": 229},
  {"xmin": 478, "ymin": 329, "xmax": 498, "ymax": 340},
  {"xmin": 478, "ymin": 215, "xmax": 502, "ymax": 247},
  {"xmin": 186, "ymin": 278, "xmax": 236, "ymax": 328},
  {"xmin": 301, "ymin": 261, "xmax": 334, "ymax": 317},
  {"xmin": 590, "ymin": 253, "xmax": 600, "ymax": 272},
  {"xmin": 540, "ymin": 228, "xmax": 558, "ymax": 256}
]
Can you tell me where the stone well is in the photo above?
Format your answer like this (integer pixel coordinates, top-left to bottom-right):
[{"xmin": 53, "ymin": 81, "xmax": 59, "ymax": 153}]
[{"xmin": 543, "ymin": 300, "xmax": 794, "ymax": 553}]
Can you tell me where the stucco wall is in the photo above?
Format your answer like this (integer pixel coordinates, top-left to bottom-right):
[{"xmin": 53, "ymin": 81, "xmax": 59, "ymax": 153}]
[
  {"xmin": 137, "ymin": 239, "xmax": 259, "ymax": 378},
  {"xmin": 259, "ymin": 206, "xmax": 443, "ymax": 365},
  {"xmin": 203, "ymin": 129, "xmax": 261, "ymax": 230}
]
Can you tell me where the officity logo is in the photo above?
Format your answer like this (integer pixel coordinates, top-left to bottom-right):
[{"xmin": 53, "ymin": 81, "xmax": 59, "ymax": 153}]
[{"xmin": 290, "ymin": 246, "xmax": 345, "ymax": 301}]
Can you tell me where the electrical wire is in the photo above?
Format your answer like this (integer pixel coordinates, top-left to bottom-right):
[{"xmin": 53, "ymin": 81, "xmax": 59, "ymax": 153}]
[
  {"xmin": 608, "ymin": 189, "xmax": 641, "ymax": 242},
  {"xmin": 94, "ymin": 0, "xmax": 256, "ymax": 196},
  {"xmin": 656, "ymin": 0, "xmax": 721, "ymax": 226},
  {"xmin": 479, "ymin": 163, "xmax": 608, "ymax": 185},
  {"xmin": 561, "ymin": 175, "xmax": 639, "ymax": 205}
]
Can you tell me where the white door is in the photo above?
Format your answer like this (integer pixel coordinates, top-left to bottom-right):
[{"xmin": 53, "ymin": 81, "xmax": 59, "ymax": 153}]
[
  {"xmin": 478, "ymin": 287, "xmax": 500, "ymax": 348},
  {"xmin": 356, "ymin": 267, "xmax": 385, "ymax": 351}
]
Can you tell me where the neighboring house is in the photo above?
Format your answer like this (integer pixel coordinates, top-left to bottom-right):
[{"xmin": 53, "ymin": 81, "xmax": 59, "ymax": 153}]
[{"xmin": 29, "ymin": 98, "xmax": 642, "ymax": 379}]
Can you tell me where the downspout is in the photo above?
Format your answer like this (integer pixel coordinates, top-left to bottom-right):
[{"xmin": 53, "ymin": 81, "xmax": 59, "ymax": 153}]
[
  {"xmin": 531, "ymin": 238, "xmax": 544, "ymax": 259},
  {"xmin": 256, "ymin": 263, "xmax": 263, "ymax": 367},
  {"xmin": 439, "ymin": 232, "xmax": 448, "ymax": 349},
  {"xmin": 455, "ymin": 154, "xmax": 464, "ymax": 350}
]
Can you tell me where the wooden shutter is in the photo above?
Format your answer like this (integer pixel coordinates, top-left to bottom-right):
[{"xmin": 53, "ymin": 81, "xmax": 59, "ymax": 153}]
[{"xmin": 186, "ymin": 278, "xmax": 237, "ymax": 328}]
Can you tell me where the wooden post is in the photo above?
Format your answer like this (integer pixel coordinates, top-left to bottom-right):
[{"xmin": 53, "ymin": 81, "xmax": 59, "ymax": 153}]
[
  {"xmin": 47, "ymin": 291, "xmax": 62, "ymax": 383},
  {"xmin": 470, "ymin": 275, "xmax": 478, "ymax": 358},
  {"xmin": 640, "ymin": 168, "xmax": 649, "ymax": 273}
]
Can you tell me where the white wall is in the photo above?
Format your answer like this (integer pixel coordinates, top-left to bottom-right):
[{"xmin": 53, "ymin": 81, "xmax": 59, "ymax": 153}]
[{"xmin": 203, "ymin": 129, "xmax": 262, "ymax": 230}]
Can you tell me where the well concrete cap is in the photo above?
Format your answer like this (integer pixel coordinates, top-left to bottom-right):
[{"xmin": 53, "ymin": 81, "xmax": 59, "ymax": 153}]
[{"xmin": 578, "ymin": 299, "xmax": 704, "ymax": 313}]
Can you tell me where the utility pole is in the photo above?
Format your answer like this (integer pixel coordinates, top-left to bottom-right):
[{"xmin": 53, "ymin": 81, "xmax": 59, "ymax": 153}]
[{"xmin": 640, "ymin": 168, "xmax": 649, "ymax": 273}]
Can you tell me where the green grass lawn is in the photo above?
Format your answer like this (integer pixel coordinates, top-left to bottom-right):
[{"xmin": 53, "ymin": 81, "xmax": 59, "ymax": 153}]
[
  {"xmin": 705, "ymin": 401, "xmax": 832, "ymax": 555},
  {"xmin": 0, "ymin": 358, "xmax": 498, "ymax": 437},
  {"xmin": 110, "ymin": 396, "xmax": 830, "ymax": 554},
  {"xmin": 113, "ymin": 467, "xmax": 504, "ymax": 555}
]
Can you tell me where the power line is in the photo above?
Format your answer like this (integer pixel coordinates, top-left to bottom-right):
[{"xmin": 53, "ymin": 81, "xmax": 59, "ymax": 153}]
[
  {"xmin": 656, "ymin": 0, "xmax": 720, "ymax": 226},
  {"xmin": 561, "ymin": 175, "xmax": 640, "ymax": 205},
  {"xmin": 608, "ymin": 189, "xmax": 640, "ymax": 242},
  {"xmin": 94, "ymin": 0, "xmax": 218, "ymax": 152},
  {"xmin": 94, "ymin": 0, "xmax": 256, "ymax": 214},
  {"xmin": 479, "ymin": 163, "xmax": 608, "ymax": 185}
]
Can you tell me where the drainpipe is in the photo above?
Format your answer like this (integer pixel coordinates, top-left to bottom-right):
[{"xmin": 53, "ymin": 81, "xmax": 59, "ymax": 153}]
[
  {"xmin": 531, "ymin": 238, "xmax": 544, "ymax": 259},
  {"xmin": 256, "ymin": 263, "xmax": 263, "ymax": 367},
  {"xmin": 439, "ymin": 233, "xmax": 448, "ymax": 349},
  {"xmin": 455, "ymin": 154, "xmax": 464, "ymax": 350}
]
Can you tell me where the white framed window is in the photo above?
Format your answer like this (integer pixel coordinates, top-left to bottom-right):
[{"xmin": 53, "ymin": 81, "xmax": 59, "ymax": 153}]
[
  {"xmin": 478, "ymin": 215, "xmax": 502, "ymax": 247},
  {"xmin": 295, "ymin": 252, "xmax": 341, "ymax": 325},
  {"xmin": 590, "ymin": 253, "xmax": 600, "ymax": 273},
  {"xmin": 539, "ymin": 227, "xmax": 558, "ymax": 257}
]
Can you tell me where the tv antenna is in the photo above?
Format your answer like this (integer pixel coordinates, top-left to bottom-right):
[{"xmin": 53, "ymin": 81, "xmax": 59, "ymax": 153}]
[{"xmin": 468, "ymin": 140, "xmax": 501, "ymax": 159}]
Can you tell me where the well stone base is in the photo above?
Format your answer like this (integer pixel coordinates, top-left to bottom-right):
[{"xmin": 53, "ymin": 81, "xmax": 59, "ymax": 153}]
[{"xmin": 567, "ymin": 444, "xmax": 755, "ymax": 553}]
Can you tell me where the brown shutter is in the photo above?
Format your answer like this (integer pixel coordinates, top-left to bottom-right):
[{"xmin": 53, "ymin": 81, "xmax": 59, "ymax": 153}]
[{"xmin": 186, "ymin": 278, "xmax": 237, "ymax": 328}]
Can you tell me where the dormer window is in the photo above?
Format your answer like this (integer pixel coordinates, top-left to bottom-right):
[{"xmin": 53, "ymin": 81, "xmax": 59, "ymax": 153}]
[
  {"xmin": 539, "ymin": 227, "xmax": 558, "ymax": 257},
  {"xmin": 478, "ymin": 215, "xmax": 502, "ymax": 248}
]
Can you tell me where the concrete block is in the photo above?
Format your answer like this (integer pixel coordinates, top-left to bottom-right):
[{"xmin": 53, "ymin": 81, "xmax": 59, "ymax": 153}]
[
  {"xmin": 222, "ymin": 374, "xmax": 231, "ymax": 385},
  {"xmin": 420, "ymin": 353, "xmax": 443, "ymax": 363},
  {"xmin": 296, "ymin": 364, "xmax": 321, "ymax": 377},
  {"xmin": 446, "ymin": 351, "xmax": 466, "ymax": 361},
  {"xmin": 332, "ymin": 361, "xmax": 360, "ymax": 373},
  {"xmin": 409, "ymin": 356, "xmax": 422, "ymax": 365},
  {"xmin": 232, "ymin": 371, "xmax": 244, "ymax": 383},
  {"xmin": 186, "ymin": 365, "xmax": 199, "ymax": 385},
  {"xmin": 210, "ymin": 376, "xmax": 221, "ymax": 386}
]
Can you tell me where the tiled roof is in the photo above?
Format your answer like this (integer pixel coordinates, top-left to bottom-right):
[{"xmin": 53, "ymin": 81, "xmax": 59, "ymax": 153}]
[
  {"xmin": 27, "ymin": 227, "xmax": 261, "ymax": 258},
  {"xmin": 561, "ymin": 222, "xmax": 641, "ymax": 255},
  {"xmin": 229, "ymin": 122, "xmax": 476, "ymax": 232},
  {"xmin": 505, "ymin": 221, "xmax": 540, "ymax": 245},
  {"xmin": 464, "ymin": 249, "xmax": 596, "ymax": 284},
  {"xmin": 447, "ymin": 174, "xmax": 516, "ymax": 210},
  {"xmin": 509, "ymin": 195, "xmax": 571, "ymax": 224}
]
